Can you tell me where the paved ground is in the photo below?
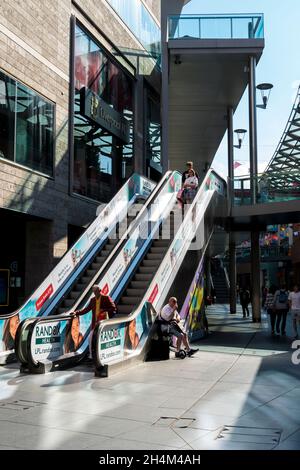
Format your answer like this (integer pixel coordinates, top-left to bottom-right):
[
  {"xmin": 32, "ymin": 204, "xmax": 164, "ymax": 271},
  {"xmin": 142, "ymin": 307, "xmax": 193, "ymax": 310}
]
[{"xmin": 0, "ymin": 304, "xmax": 299, "ymax": 450}]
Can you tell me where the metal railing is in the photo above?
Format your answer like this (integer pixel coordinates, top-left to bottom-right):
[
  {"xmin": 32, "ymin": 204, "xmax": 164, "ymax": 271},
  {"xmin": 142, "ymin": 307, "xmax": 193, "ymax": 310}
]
[
  {"xmin": 233, "ymin": 172, "xmax": 300, "ymax": 206},
  {"xmin": 168, "ymin": 13, "xmax": 264, "ymax": 40}
]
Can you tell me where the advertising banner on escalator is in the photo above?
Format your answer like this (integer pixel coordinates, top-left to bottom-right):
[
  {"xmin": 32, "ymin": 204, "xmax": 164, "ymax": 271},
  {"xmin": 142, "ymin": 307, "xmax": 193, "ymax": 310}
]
[{"xmin": 0, "ymin": 174, "xmax": 155, "ymax": 355}]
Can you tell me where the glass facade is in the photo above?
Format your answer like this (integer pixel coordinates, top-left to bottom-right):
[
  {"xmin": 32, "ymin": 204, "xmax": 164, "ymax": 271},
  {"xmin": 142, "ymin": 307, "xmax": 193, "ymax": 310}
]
[
  {"xmin": 146, "ymin": 91, "xmax": 161, "ymax": 169},
  {"xmin": 74, "ymin": 24, "xmax": 134, "ymax": 202},
  {"xmin": 0, "ymin": 70, "xmax": 54, "ymax": 175},
  {"xmin": 107, "ymin": 0, "xmax": 161, "ymax": 62}
]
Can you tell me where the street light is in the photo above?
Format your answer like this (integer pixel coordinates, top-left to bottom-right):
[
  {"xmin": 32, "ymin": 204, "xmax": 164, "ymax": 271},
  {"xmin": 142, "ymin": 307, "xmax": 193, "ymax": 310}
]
[
  {"xmin": 234, "ymin": 129, "xmax": 247, "ymax": 149},
  {"xmin": 256, "ymin": 83, "xmax": 273, "ymax": 109}
]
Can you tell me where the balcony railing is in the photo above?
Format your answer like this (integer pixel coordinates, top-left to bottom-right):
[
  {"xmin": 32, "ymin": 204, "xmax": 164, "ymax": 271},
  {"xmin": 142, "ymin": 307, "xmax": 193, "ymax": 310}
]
[
  {"xmin": 232, "ymin": 172, "xmax": 300, "ymax": 206},
  {"xmin": 168, "ymin": 13, "xmax": 264, "ymax": 40}
]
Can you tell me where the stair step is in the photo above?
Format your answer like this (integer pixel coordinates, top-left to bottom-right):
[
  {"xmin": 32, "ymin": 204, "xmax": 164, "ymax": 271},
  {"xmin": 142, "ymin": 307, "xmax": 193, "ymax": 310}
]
[
  {"xmin": 117, "ymin": 304, "xmax": 134, "ymax": 314},
  {"xmin": 75, "ymin": 283, "xmax": 87, "ymax": 291},
  {"xmin": 150, "ymin": 247, "xmax": 165, "ymax": 254},
  {"xmin": 146, "ymin": 253, "xmax": 163, "ymax": 260},
  {"xmin": 120, "ymin": 296, "xmax": 139, "ymax": 305},
  {"xmin": 70, "ymin": 291, "xmax": 81, "ymax": 300},
  {"xmin": 86, "ymin": 269, "xmax": 97, "ymax": 276},
  {"xmin": 139, "ymin": 266, "xmax": 157, "ymax": 274},
  {"xmin": 63, "ymin": 299, "xmax": 75, "ymax": 308},
  {"xmin": 126, "ymin": 288, "xmax": 145, "ymax": 296},
  {"xmin": 100, "ymin": 250, "xmax": 112, "ymax": 257},
  {"xmin": 135, "ymin": 273, "xmax": 154, "ymax": 281},
  {"xmin": 143, "ymin": 259, "xmax": 160, "ymax": 267},
  {"xmin": 152, "ymin": 240, "xmax": 169, "ymax": 247},
  {"xmin": 81, "ymin": 276, "xmax": 92, "ymax": 283},
  {"xmin": 96, "ymin": 256, "xmax": 106, "ymax": 263},
  {"xmin": 91, "ymin": 263, "xmax": 102, "ymax": 269},
  {"xmin": 130, "ymin": 281, "xmax": 149, "ymax": 289},
  {"xmin": 58, "ymin": 307, "xmax": 69, "ymax": 314}
]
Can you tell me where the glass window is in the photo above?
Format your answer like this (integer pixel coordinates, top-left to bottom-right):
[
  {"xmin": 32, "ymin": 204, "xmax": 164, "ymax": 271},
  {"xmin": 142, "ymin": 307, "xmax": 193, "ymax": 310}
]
[
  {"xmin": 0, "ymin": 70, "xmax": 54, "ymax": 176},
  {"xmin": 107, "ymin": 0, "xmax": 161, "ymax": 63},
  {"xmin": 146, "ymin": 92, "xmax": 161, "ymax": 166},
  {"xmin": 74, "ymin": 24, "xmax": 134, "ymax": 202},
  {"xmin": 0, "ymin": 71, "xmax": 16, "ymax": 162}
]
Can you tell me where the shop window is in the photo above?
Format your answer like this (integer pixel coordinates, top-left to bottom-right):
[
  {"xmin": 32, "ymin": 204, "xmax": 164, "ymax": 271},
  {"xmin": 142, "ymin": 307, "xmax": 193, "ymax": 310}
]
[
  {"xmin": 0, "ymin": 70, "xmax": 54, "ymax": 176},
  {"xmin": 74, "ymin": 24, "xmax": 134, "ymax": 202}
]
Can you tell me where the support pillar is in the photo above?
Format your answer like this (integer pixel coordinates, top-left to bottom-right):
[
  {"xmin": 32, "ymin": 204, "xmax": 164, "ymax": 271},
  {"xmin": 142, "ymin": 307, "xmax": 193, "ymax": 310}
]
[
  {"xmin": 251, "ymin": 230, "xmax": 261, "ymax": 322},
  {"xmin": 227, "ymin": 106, "xmax": 234, "ymax": 200},
  {"xmin": 249, "ymin": 56, "xmax": 258, "ymax": 204},
  {"xmin": 229, "ymin": 233, "xmax": 237, "ymax": 314}
]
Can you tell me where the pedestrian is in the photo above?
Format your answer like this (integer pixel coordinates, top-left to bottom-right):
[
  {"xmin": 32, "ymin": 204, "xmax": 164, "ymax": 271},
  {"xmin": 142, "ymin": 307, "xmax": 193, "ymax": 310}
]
[
  {"xmin": 273, "ymin": 285, "xmax": 289, "ymax": 336},
  {"xmin": 182, "ymin": 161, "xmax": 199, "ymax": 187},
  {"xmin": 288, "ymin": 285, "xmax": 300, "ymax": 339},
  {"xmin": 182, "ymin": 168, "xmax": 198, "ymax": 204},
  {"xmin": 240, "ymin": 287, "xmax": 251, "ymax": 318},
  {"xmin": 159, "ymin": 297, "xmax": 198, "ymax": 357},
  {"xmin": 264, "ymin": 285, "xmax": 277, "ymax": 335},
  {"xmin": 72, "ymin": 285, "xmax": 116, "ymax": 358}
]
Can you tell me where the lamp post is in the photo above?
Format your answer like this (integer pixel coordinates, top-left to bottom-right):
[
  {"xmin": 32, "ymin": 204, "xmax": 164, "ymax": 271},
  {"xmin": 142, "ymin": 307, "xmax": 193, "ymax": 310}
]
[
  {"xmin": 234, "ymin": 129, "xmax": 247, "ymax": 149},
  {"xmin": 256, "ymin": 83, "xmax": 273, "ymax": 109}
]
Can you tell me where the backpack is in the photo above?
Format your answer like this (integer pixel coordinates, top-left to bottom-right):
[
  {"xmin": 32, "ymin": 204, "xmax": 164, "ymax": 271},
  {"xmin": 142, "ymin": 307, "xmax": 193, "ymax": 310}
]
[{"xmin": 278, "ymin": 291, "xmax": 288, "ymax": 304}]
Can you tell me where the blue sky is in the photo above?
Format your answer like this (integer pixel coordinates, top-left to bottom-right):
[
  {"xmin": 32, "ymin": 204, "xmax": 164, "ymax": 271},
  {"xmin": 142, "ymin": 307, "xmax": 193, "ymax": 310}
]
[{"xmin": 182, "ymin": 0, "xmax": 300, "ymax": 177}]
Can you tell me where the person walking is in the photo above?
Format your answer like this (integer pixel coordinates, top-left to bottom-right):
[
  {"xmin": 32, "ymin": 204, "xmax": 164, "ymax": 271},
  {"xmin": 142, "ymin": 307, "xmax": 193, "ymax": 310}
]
[
  {"xmin": 264, "ymin": 285, "xmax": 276, "ymax": 335},
  {"xmin": 73, "ymin": 285, "xmax": 116, "ymax": 358},
  {"xmin": 239, "ymin": 287, "xmax": 251, "ymax": 318},
  {"xmin": 288, "ymin": 284, "xmax": 300, "ymax": 339},
  {"xmin": 182, "ymin": 161, "xmax": 199, "ymax": 187},
  {"xmin": 273, "ymin": 285, "xmax": 289, "ymax": 336}
]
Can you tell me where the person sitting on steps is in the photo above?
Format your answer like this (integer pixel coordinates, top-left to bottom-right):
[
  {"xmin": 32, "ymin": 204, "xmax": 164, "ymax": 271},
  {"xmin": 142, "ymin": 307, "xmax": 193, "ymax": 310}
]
[{"xmin": 159, "ymin": 297, "xmax": 198, "ymax": 357}]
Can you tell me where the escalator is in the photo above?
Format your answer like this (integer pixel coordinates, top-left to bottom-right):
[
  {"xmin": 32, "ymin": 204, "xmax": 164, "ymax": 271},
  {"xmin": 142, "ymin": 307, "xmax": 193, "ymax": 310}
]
[
  {"xmin": 91, "ymin": 169, "xmax": 227, "ymax": 375},
  {"xmin": 15, "ymin": 170, "xmax": 183, "ymax": 372},
  {"xmin": 0, "ymin": 173, "xmax": 157, "ymax": 364}
]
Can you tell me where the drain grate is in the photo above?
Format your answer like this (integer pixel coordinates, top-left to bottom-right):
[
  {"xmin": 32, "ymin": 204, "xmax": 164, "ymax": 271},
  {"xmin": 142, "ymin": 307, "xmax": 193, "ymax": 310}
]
[
  {"xmin": 153, "ymin": 416, "xmax": 196, "ymax": 428},
  {"xmin": 0, "ymin": 400, "xmax": 46, "ymax": 411},
  {"xmin": 217, "ymin": 425, "xmax": 282, "ymax": 445}
]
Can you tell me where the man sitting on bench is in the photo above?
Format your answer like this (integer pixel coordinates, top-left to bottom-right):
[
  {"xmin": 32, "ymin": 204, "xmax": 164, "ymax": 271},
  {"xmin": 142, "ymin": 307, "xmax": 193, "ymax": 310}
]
[{"xmin": 160, "ymin": 297, "xmax": 198, "ymax": 357}]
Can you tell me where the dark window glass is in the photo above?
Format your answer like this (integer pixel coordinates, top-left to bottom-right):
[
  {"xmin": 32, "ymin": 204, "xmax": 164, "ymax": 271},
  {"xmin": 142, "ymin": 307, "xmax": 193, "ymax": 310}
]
[
  {"xmin": 0, "ymin": 71, "xmax": 16, "ymax": 162},
  {"xmin": 146, "ymin": 93, "xmax": 161, "ymax": 165},
  {"xmin": 0, "ymin": 70, "xmax": 54, "ymax": 176},
  {"xmin": 74, "ymin": 25, "xmax": 134, "ymax": 202},
  {"xmin": 15, "ymin": 83, "xmax": 54, "ymax": 175}
]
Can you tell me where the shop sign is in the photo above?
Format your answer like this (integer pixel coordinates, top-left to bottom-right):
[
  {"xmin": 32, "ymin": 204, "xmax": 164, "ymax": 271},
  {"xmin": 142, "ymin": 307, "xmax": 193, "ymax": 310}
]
[{"xmin": 80, "ymin": 87, "xmax": 130, "ymax": 144}]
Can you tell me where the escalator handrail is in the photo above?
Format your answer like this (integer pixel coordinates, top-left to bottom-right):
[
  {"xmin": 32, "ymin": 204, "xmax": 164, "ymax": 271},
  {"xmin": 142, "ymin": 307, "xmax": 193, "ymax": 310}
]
[
  {"xmin": 0, "ymin": 173, "xmax": 155, "ymax": 322},
  {"xmin": 94, "ymin": 168, "xmax": 226, "ymax": 367}
]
